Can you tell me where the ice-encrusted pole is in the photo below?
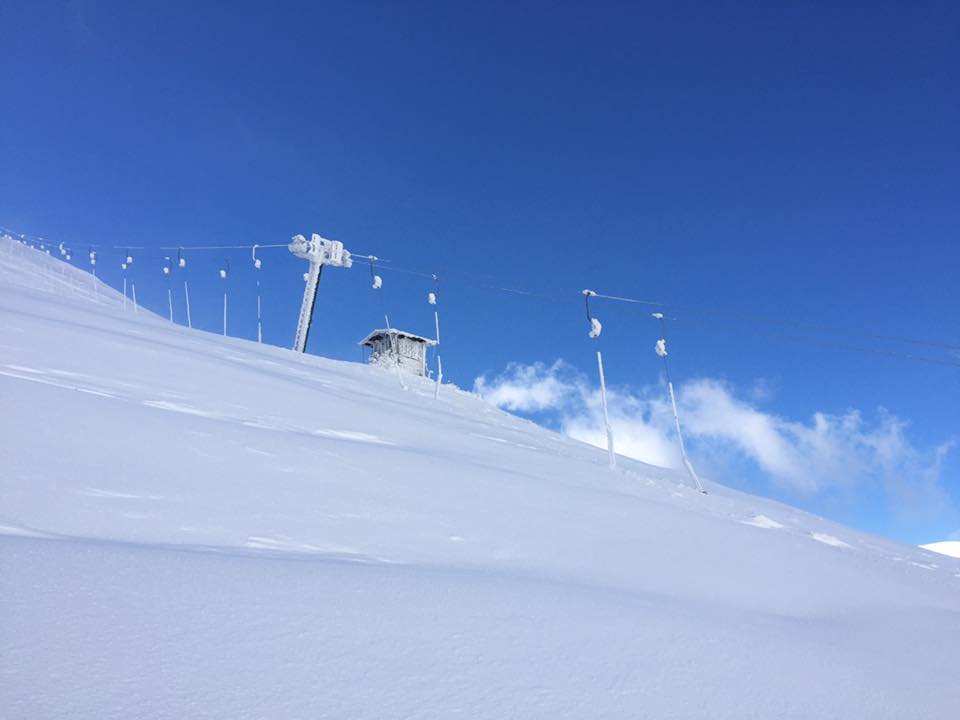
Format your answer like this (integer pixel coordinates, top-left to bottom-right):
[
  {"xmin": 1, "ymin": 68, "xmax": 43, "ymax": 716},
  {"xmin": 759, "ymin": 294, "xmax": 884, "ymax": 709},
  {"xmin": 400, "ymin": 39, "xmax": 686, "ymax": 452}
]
[
  {"xmin": 429, "ymin": 274, "xmax": 442, "ymax": 398},
  {"xmin": 252, "ymin": 245, "xmax": 262, "ymax": 343},
  {"xmin": 162, "ymin": 257, "xmax": 175, "ymax": 322},
  {"xmin": 596, "ymin": 350, "xmax": 615, "ymax": 469},
  {"xmin": 89, "ymin": 249, "xmax": 98, "ymax": 297},
  {"xmin": 220, "ymin": 260, "xmax": 230, "ymax": 336},
  {"xmin": 178, "ymin": 250, "xmax": 192, "ymax": 329},
  {"xmin": 583, "ymin": 289, "xmax": 615, "ymax": 468},
  {"xmin": 121, "ymin": 252, "xmax": 133, "ymax": 312},
  {"xmin": 184, "ymin": 281, "xmax": 192, "ymax": 329},
  {"xmin": 653, "ymin": 312, "xmax": 705, "ymax": 494}
]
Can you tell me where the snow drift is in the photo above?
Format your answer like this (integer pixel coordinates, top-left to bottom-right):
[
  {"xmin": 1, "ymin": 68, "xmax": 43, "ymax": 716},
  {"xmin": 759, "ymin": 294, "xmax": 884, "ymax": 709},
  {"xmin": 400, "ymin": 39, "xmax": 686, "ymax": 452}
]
[{"xmin": 2, "ymin": 236, "xmax": 959, "ymax": 719}]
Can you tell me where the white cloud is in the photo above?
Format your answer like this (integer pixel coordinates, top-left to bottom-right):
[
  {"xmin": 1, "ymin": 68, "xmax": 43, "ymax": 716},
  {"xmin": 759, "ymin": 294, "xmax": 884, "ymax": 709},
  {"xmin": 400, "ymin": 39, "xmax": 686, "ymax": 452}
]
[
  {"xmin": 563, "ymin": 387, "xmax": 679, "ymax": 469},
  {"xmin": 473, "ymin": 361, "xmax": 679, "ymax": 467},
  {"xmin": 473, "ymin": 360, "xmax": 952, "ymax": 502},
  {"xmin": 472, "ymin": 361, "xmax": 576, "ymax": 412}
]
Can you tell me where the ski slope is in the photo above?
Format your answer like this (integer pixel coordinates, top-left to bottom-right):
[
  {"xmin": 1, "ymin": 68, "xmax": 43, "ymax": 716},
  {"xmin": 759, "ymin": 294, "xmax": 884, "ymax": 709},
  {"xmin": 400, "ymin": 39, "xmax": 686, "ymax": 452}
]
[{"xmin": 2, "ymin": 236, "xmax": 959, "ymax": 719}]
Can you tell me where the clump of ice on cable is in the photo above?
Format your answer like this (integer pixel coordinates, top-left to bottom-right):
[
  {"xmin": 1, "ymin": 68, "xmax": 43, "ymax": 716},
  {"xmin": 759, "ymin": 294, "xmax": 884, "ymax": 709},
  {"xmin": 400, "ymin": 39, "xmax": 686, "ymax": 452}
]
[{"xmin": 1, "ymin": 235, "xmax": 959, "ymax": 719}]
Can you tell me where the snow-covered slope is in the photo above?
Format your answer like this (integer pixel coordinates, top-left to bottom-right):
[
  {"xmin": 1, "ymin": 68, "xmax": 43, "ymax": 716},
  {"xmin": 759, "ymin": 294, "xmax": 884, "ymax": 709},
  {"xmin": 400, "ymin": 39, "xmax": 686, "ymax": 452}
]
[
  {"xmin": 2, "ymin": 237, "xmax": 959, "ymax": 719},
  {"xmin": 922, "ymin": 540, "xmax": 960, "ymax": 559}
]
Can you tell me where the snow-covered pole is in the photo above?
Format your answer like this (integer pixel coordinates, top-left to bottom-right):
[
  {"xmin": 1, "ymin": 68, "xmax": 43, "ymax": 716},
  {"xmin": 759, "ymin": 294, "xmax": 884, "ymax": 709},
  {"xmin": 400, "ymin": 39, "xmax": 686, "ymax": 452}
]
[
  {"xmin": 178, "ymin": 249, "xmax": 192, "ymax": 329},
  {"xmin": 64, "ymin": 248, "xmax": 72, "ymax": 291},
  {"xmin": 252, "ymin": 245, "xmax": 263, "ymax": 343},
  {"xmin": 121, "ymin": 252, "xmax": 133, "ymax": 313},
  {"xmin": 89, "ymin": 248, "xmax": 98, "ymax": 296},
  {"xmin": 583, "ymin": 289, "xmax": 615, "ymax": 468},
  {"xmin": 596, "ymin": 350, "xmax": 616, "ymax": 469},
  {"xmin": 183, "ymin": 281, "xmax": 192, "ymax": 329},
  {"xmin": 429, "ymin": 274, "xmax": 442, "ymax": 398},
  {"xmin": 220, "ymin": 260, "xmax": 230, "ymax": 336},
  {"xmin": 288, "ymin": 233, "xmax": 353, "ymax": 353},
  {"xmin": 653, "ymin": 312, "xmax": 705, "ymax": 494},
  {"xmin": 162, "ymin": 257, "xmax": 174, "ymax": 322},
  {"xmin": 431, "ymin": 275, "xmax": 441, "ymax": 345},
  {"xmin": 131, "ymin": 283, "xmax": 138, "ymax": 313}
]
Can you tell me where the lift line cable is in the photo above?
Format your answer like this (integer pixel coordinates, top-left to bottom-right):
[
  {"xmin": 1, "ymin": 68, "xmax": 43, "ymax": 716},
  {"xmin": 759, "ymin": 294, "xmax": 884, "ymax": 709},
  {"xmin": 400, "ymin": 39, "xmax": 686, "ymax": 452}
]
[
  {"xmin": 7, "ymin": 228, "xmax": 958, "ymax": 363},
  {"xmin": 661, "ymin": 311, "xmax": 960, "ymax": 369},
  {"xmin": 357, "ymin": 258, "xmax": 960, "ymax": 355},
  {"xmin": 591, "ymin": 292, "xmax": 960, "ymax": 352}
]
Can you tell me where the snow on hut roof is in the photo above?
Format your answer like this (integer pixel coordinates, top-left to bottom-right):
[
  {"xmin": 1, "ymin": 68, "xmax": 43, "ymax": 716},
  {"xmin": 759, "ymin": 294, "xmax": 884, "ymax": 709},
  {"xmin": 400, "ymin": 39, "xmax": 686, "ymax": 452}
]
[{"xmin": 358, "ymin": 328, "xmax": 438, "ymax": 347}]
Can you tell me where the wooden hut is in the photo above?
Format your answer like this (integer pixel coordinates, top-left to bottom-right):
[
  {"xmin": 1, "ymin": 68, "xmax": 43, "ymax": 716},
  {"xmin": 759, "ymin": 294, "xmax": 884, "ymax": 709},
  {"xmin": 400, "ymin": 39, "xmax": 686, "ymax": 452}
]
[{"xmin": 359, "ymin": 328, "xmax": 437, "ymax": 377}]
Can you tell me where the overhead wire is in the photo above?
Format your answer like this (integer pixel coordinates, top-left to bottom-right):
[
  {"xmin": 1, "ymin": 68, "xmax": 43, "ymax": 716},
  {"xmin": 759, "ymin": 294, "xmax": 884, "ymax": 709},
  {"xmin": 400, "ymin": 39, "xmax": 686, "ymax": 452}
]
[
  {"xmin": 6, "ymin": 225, "xmax": 959, "ymax": 368},
  {"xmin": 156, "ymin": 243, "xmax": 289, "ymax": 251},
  {"xmin": 667, "ymin": 310, "xmax": 960, "ymax": 369},
  {"xmin": 591, "ymin": 292, "xmax": 960, "ymax": 352}
]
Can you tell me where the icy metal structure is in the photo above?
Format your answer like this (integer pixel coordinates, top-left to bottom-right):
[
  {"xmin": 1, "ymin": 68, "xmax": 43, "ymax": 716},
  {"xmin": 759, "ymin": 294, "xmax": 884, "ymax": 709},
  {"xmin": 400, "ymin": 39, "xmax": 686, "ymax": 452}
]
[
  {"xmin": 289, "ymin": 233, "xmax": 353, "ymax": 353},
  {"xmin": 583, "ymin": 289, "xmax": 615, "ymax": 468},
  {"xmin": 653, "ymin": 312, "xmax": 706, "ymax": 494}
]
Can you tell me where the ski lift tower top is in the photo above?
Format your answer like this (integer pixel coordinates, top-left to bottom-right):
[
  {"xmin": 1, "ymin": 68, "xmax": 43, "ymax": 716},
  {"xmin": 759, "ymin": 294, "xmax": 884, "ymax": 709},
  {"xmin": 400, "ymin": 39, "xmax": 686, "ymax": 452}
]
[{"xmin": 289, "ymin": 233, "xmax": 353, "ymax": 353}]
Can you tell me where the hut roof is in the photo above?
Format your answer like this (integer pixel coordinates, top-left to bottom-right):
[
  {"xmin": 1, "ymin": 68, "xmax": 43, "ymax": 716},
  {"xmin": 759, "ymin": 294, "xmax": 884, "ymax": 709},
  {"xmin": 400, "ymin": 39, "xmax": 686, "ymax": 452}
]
[{"xmin": 358, "ymin": 328, "xmax": 437, "ymax": 348}]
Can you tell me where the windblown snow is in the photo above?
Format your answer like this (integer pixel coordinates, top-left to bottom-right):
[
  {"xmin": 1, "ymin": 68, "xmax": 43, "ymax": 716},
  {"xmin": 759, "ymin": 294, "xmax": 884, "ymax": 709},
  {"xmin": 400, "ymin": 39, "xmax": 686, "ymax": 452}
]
[{"xmin": 2, "ymin": 237, "xmax": 959, "ymax": 719}]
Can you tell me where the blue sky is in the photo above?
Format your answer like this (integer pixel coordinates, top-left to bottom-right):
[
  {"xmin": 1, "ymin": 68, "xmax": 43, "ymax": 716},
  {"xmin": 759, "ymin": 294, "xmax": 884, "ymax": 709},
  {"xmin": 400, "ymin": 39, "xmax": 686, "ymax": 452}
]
[{"xmin": 2, "ymin": 1, "xmax": 958, "ymax": 544}]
